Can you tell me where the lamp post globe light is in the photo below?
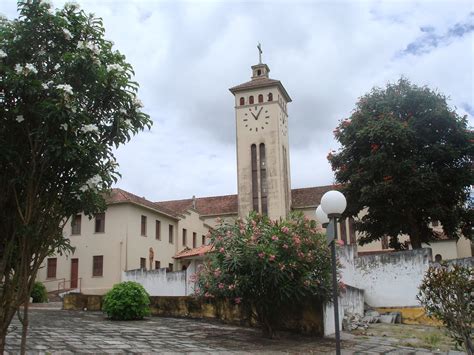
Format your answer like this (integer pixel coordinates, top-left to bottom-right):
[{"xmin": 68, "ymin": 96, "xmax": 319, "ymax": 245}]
[
  {"xmin": 315, "ymin": 205, "xmax": 329, "ymax": 227},
  {"xmin": 317, "ymin": 190, "xmax": 347, "ymax": 355},
  {"xmin": 320, "ymin": 190, "xmax": 347, "ymax": 218}
]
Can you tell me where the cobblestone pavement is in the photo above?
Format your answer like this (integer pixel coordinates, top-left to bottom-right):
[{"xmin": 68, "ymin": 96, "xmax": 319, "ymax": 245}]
[{"xmin": 4, "ymin": 309, "xmax": 465, "ymax": 354}]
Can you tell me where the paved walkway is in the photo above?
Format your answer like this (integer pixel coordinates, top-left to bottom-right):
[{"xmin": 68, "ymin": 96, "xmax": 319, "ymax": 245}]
[{"xmin": 4, "ymin": 309, "xmax": 464, "ymax": 354}]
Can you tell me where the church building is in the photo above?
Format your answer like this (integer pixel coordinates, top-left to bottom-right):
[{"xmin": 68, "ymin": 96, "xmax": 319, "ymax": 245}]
[{"xmin": 36, "ymin": 57, "xmax": 471, "ymax": 295}]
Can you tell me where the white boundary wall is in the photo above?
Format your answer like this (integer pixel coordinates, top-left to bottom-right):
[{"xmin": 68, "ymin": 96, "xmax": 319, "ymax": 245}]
[
  {"xmin": 123, "ymin": 269, "xmax": 188, "ymax": 296},
  {"xmin": 339, "ymin": 246, "xmax": 432, "ymax": 307}
]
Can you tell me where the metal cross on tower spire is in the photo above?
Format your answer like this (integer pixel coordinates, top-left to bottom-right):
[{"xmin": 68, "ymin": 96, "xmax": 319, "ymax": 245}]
[{"xmin": 257, "ymin": 43, "xmax": 262, "ymax": 64}]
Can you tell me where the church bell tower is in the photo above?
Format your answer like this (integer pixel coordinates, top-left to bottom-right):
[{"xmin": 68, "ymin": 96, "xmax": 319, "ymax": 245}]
[{"xmin": 229, "ymin": 48, "xmax": 292, "ymax": 220}]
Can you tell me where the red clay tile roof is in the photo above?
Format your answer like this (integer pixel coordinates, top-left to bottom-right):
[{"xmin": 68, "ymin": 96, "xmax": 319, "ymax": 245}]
[
  {"xmin": 155, "ymin": 185, "xmax": 335, "ymax": 216},
  {"xmin": 291, "ymin": 185, "xmax": 335, "ymax": 208},
  {"xmin": 174, "ymin": 244, "xmax": 214, "ymax": 259},
  {"xmin": 229, "ymin": 77, "xmax": 292, "ymax": 102},
  {"xmin": 106, "ymin": 188, "xmax": 179, "ymax": 219},
  {"xmin": 156, "ymin": 194, "xmax": 238, "ymax": 217}
]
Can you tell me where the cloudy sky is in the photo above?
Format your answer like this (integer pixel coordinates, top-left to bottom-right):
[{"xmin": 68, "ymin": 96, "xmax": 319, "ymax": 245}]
[{"xmin": 1, "ymin": 0, "xmax": 473, "ymax": 202}]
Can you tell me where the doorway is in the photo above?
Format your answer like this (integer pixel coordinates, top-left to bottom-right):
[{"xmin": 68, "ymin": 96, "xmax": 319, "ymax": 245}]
[{"xmin": 71, "ymin": 258, "xmax": 79, "ymax": 289}]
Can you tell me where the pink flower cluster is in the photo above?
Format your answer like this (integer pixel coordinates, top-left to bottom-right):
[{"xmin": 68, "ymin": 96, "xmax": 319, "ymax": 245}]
[{"xmin": 281, "ymin": 226, "xmax": 289, "ymax": 234}]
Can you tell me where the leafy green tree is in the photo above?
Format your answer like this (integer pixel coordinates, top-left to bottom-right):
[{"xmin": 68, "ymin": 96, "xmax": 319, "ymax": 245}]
[
  {"xmin": 103, "ymin": 282, "xmax": 151, "ymax": 320},
  {"xmin": 195, "ymin": 212, "xmax": 333, "ymax": 338},
  {"xmin": 329, "ymin": 78, "xmax": 473, "ymax": 249},
  {"xmin": 418, "ymin": 264, "xmax": 473, "ymax": 354},
  {"xmin": 0, "ymin": 1, "xmax": 151, "ymax": 351}
]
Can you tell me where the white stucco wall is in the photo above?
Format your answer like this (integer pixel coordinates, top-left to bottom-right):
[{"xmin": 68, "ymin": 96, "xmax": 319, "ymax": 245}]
[
  {"xmin": 339, "ymin": 246, "xmax": 432, "ymax": 307},
  {"xmin": 323, "ymin": 299, "xmax": 344, "ymax": 336},
  {"xmin": 123, "ymin": 269, "xmax": 187, "ymax": 296}
]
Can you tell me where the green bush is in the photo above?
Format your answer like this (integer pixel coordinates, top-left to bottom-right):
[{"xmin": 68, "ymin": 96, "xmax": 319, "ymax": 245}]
[
  {"xmin": 30, "ymin": 282, "xmax": 48, "ymax": 303},
  {"xmin": 102, "ymin": 281, "xmax": 150, "ymax": 320},
  {"xmin": 418, "ymin": 264, "xmax": 473, "ymax": 354}
]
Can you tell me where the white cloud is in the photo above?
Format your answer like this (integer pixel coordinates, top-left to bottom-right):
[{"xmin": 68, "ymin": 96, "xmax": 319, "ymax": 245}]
[{"xmin": 2, "ymin": 0, "xmax": 472, "ymax": 201}]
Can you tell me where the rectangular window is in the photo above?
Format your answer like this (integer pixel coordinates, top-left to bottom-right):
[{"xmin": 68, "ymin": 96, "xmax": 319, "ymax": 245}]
[
  {"xmin": 193, "ymin": 232, "xmax": 197, "ymax": 248},
  {"xmin": 182, "ymin": 228, "xmax": 187, "ymax": 246},
  {"xmin": 251, "ymin": 144, "xmax": 259, "ymax": 212},
  {"xmin": 92, "ymin": 255, "xmax": 103, "ymax": 277},
  {"xmin": 168, "ymin": 263, "xmax": 173, "ymax": 272},
  {"xmin": 94, "ymin": 213, "xmax": 105, "ymax": 233},
  {"xmin": 202, "ymin": 235, "xmax": 206, "ymax": 245},
  {"xmin": 155, "ymin": 220, "xmax": 161, "ymax": 240},
  {"xmin": 140, "ymin": 257, "xmax": 146, "ymax": 270},
  {"xmin": 141, "ymin": 215, "xmax": 147, "ymax": 236},
  {"xmin": 155, "ymin": 260, "xmax": 161, "ymax": 269},
  {"xmin": 260, "ymin": 143, "xmax": 268, "ymax": 215},
  {"xmin": 71, "ymin": 214, "xmax": 81, "ymax": 235},
  {"xmin": 169, "ymin": 225, "xmax": 174, "ymax": 244},
  {"xmin": 47, "ymin": 258, "xmax": 57, "ymax": 278}
]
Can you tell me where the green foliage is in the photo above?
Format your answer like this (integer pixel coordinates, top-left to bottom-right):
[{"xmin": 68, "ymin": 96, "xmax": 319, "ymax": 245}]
[
  {"xmin": 102, "ymin": 282, "xmax": 150, "ymax": 320},
  {"xmin": 418, "ymin": 264, "xmax": 473, "ymax": 354},
  {"xmin": 195, "ymin": 212, "xmax": 333, "ymax": 337},
  {"xmin": 329, "ymin": 78, "xmax": 473, "ymax": 249},
  {"xmin": 0, "ymin": 0, "xmax": 151, "ymax": 348},
  {"xmin": 30, "ymin": 281, "xmax": 47, "ymax": 303}
]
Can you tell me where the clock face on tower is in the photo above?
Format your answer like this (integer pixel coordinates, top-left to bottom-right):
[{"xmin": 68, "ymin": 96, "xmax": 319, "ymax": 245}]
[{"xmin": 243, "ymin": 105, "xmax": 270, "ymax": 132}]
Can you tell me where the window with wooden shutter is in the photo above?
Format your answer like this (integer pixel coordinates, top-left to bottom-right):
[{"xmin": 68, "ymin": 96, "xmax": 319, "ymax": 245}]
[
  {"xmin": 168, "ymin": 263, "xmax": 173, "ymax": 272},
  {"xmin": 92, "ymin": 255, "xmax": 103, "ymax": 277},
  {"xmin": 47, "ymin": 258, "xmax": 57, "ymax": 278},
  {"xmin": 182, "ymin": 228, "xmax": 187, "ymax": 246},
  {"xmin": 202, "ymin": 235, "xmax": 206, "ymax": 245},
  {"xmin": 140, "ymin": 257, "xmax": 146, "ymax": 270},
  {"xmin": 94, "ymin": 213, "xmax": 105, "ymax": 233},
  {"xmin": 193, "ymin": 232, "xmax": 197, "ymax": 248},
  {"xmin": 169, "ymin": 225, "xmax": 174, "ymax": 244},
  {"xmin": 141, "ymin": 215, "xmax": 147, "ymax": 236},
  {"xmin": 155, "ymin": 260, "xmax": 161, "ymax": 269},
  {"xmin": 155, "ymin": 220, "xmax": 161, "ymax": 240},
  {"xmin": 71, "ymin": 214, "xmax": 81, "ymax": 235}
]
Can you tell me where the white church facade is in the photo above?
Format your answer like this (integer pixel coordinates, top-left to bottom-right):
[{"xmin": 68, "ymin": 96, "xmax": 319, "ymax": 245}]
[{"xmin": 37, "ymin": 59, "xmax": 472, "ymax": 295}]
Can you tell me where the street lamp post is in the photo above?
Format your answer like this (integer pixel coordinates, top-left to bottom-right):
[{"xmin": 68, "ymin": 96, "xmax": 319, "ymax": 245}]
[{"xmin": 316, "ymin": 190, "xmax": 347, "ymax": 355}]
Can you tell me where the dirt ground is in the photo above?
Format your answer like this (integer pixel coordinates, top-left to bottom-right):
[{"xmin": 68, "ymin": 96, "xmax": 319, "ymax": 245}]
[{"xmin": 351, "ymin": 322, "xmax": 466, "ymax": 352}]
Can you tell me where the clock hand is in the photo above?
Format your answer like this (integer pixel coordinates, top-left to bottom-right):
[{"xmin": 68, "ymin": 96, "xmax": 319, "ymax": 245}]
[
  {"xmin": 250, "ymin": 111, "xmax": 258, "ymax": 120},
  {"xmin": 255, "ymin": 107, "xmax": 263, "ymax": 119}
]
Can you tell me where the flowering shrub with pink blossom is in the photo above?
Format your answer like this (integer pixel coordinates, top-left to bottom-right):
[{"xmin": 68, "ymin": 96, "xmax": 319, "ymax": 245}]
[{"xmin": 195, "ymin": 212, "xmax": 333, "ymax": 338}]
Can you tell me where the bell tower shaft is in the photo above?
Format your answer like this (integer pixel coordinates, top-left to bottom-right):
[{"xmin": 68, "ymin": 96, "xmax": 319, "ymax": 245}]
[{"xmin": 229, "ymin": 62, "xmax": 292, "ymax": 220}]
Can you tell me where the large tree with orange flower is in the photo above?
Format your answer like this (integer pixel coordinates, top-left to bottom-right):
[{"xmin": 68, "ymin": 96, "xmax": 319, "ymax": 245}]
[{"xmin": 328, "ymin": 78, "xmax": 473, "ymax": 250}]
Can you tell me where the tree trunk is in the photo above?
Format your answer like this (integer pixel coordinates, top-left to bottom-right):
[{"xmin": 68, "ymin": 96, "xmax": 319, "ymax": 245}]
[
  {"xmin": 0, "ymin": 330, "xmax": 6, "ymax": 354},
  {"xmin": 0, "ymin": 303, "xmax": 18, "ymax": 355},
  {"xmin": 464, "ymin": 334, "xmax": 473, "ymax": 355},
  {"xmin": 409, "ymin": 220, "xmax": 423, "ymax": 249},
  {"xmin": 19, "ymin": 299, "xmax": 30, "ymax": 355},
  {"xmin": 410, "ymin": 236, "xmax": 422, "ymax": 249}
]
